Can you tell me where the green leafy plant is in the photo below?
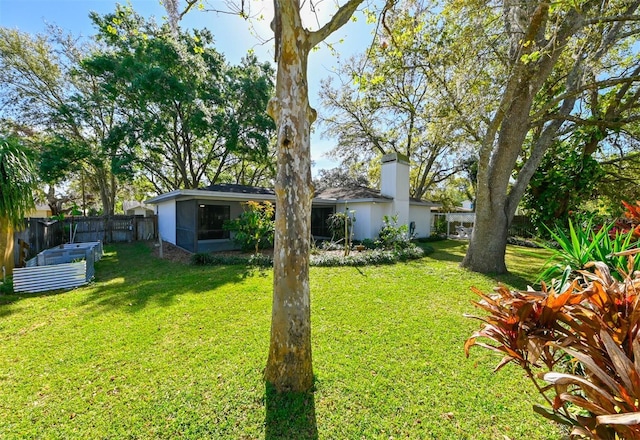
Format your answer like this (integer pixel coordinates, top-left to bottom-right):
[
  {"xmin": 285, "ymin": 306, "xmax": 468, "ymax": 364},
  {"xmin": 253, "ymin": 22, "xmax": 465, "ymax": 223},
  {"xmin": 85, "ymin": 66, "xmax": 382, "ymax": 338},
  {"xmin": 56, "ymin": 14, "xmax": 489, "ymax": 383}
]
[
  {"xmin": 465, "ymin": 258, "xmax": 640, "ymax": 439},
  {"xmin": 539, "ymin": 218, "xmax": 640, "ymax": 284},
  {"xmin": 326, "ymin": 206, "xmax": 356, "ymax": 256},
  {"xmin": 377, "ymin": 215, "xmax": 412, "ymax": 251},
  {"xmin": 223, "ymin": 201, "xmax": 275, "ymax": 254},
  {"xmin": 309, "ymin": 246, "xmax": 425, "ymax": 267},
  {"xmin": 360, "ymin": 238, "xmax": 377, "ymax": 250},
  {"xmin": 0, "ymin": 278, "xmax": 14, "ymax": 295}
]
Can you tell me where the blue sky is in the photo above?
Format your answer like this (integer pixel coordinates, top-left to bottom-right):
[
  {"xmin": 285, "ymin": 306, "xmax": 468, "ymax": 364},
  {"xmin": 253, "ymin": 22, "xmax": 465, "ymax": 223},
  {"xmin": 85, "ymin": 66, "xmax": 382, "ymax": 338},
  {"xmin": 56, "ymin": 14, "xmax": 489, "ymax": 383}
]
[{"xmin": 0, "ymin": 0, "xmax": 377, "ymax": 173}]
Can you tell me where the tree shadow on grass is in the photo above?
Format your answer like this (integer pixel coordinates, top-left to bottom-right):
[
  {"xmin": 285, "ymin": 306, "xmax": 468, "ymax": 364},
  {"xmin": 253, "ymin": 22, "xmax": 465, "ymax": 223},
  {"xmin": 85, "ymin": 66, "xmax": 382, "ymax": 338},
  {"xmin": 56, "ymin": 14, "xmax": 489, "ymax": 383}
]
[
  {"xmin": 1, "ymin": 242, "xmax": 266, "ymax": 316},
  {"xmin": 77, "ymin": 243, "xmax": 267, "ymax": 313},
  {"xmin": 0, "ymin": 288, "xmax": 68, "ymax": 319},
  {"xmin": 427, "ymin": 239, "xmax": 536, "ymax": 290},
  {"xmin": 265, "ymin": 382, "xmax": 317, "ymax": 440},
  {"xmin": 426, "ymin": 239, "xmax": 468, "ymax": 264}
]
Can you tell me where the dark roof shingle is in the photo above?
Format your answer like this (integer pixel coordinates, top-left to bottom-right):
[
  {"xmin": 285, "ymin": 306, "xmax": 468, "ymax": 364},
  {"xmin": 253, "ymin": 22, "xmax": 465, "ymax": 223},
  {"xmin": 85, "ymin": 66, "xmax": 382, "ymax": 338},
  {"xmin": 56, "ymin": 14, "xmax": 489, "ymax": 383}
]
[{"xmin": 200, "ymin": 183, "xmax": 275, "ymax": 196}]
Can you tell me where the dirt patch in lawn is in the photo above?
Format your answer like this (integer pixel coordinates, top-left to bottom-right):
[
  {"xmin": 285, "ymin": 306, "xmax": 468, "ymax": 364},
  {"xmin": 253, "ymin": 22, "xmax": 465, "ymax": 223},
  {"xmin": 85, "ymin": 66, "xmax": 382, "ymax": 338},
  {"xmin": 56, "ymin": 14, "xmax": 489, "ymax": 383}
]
[
  {"xmin": 149, "ymin": 241, "xmax": 192, "ymax": 264},
  {"xmin": 149, "ymin": 242, "xmax": 280, "ymax": 265}
]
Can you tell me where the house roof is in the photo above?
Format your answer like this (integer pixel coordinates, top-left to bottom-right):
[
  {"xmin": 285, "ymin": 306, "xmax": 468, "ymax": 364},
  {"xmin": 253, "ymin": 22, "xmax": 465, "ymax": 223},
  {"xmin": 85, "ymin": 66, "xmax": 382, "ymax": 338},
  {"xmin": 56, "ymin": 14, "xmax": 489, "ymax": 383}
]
[
  {"xmin": 146, "ymin": 183, "xmax": 440, "ymax": 207},
  {"xmin": 314, "ymin": 186, "xmax": 392, "ymax": 203},
  {"xmin": 201, "ymin": 183, "xmax": 275, "ymax": 196}
]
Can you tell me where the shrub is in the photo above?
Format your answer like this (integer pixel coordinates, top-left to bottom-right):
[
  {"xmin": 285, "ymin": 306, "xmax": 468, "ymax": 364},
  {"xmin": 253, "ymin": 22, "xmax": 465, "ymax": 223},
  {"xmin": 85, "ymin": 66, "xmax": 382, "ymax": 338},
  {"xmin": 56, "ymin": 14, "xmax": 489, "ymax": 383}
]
[
  {"xmin": 223, "ymin": 201, "xmax": 274, "ymax": 254},
  {"xmin": 377, "ymin": 215, "xmax": 412, "ymax": 250},
  {"xmin": 319, "ymin": 240, "xmax": 343, "ymax": 251},
  {"xmin": 539, "ymin": 217, "xmax": 640, "ymax": 284},
  {"xmin": 309, "ymin": 245, "xmax": 424, "ymax": 267},
  {"xmin": 247, "ymin": 253, "xmax": 273, "ymax": 268},
  {"xmin": 0, "ymin": 278, "xmax": 14, "ymax": 295},
  {"xmin": 191, "ymin": 253, "xmax": 249, "ymax": 266},
  {"xmin": 465, "ymin": 258, "xmax": 640, "ymax": 439},
  {"xmin": 360, "ymin": 238, "xmax": 377, "ymax": 249},
  {"xmin": 414, "ymin": 235, "xmax": 446, "ymax": 243},
  {"xmin": 506, "ymin": 236, "xmax": 541, "ymax": 248},
  {"xmin": 396, "ymin": 244, "xmax": 428, "ymax": 261}
]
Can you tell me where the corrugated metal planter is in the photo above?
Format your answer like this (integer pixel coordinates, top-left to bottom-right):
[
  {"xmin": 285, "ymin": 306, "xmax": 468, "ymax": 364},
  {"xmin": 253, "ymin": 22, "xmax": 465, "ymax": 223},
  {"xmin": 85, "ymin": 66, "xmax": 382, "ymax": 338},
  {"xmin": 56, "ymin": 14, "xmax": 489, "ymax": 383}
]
[{"xmin": 13, "ymin": 241, "xmax": 103, "ymax": 293}]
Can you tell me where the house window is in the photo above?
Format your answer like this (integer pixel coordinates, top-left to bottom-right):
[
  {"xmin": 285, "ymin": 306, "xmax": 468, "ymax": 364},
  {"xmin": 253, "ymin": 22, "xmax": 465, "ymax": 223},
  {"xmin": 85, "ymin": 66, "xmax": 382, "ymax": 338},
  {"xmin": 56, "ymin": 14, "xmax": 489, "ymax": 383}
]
[
  {"xmin": 198, "ymin": 205, "xmax": 230, "ymax": 240},
  {"xmin": 311, "ymin": 207, "xmax": 334, "ymax": 238}
]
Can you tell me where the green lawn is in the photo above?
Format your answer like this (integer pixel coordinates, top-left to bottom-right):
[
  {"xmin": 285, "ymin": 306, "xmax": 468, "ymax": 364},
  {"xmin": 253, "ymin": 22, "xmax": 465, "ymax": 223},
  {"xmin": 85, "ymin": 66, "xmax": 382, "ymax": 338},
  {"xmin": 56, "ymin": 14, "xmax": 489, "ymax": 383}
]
[{"xmin": 0, "ymin": 240, "xmax": 557, "ymax": 439}]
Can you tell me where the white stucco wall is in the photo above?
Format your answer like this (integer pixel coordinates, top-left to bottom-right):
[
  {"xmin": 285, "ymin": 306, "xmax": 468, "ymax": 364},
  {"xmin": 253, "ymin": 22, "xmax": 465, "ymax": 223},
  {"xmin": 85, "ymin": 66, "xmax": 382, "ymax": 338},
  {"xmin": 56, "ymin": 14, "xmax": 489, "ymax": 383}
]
[
  {"xmin": 380, "ymin": 154, "xmax": 410, "ymax": 228},
  {"xmin": 369, "ymin": 202, "xmax": 389, "ymax": 240},
  {"xmin": 334, "ymin": 201, "xmax": 394, "ymax": 241},
  {"xmin": 409, "ymin": 205, "xmax": 432, "ymax": 238},
  {"xmin": 157, "ymin": 200, "xmax": 176, "ymax": 245}
]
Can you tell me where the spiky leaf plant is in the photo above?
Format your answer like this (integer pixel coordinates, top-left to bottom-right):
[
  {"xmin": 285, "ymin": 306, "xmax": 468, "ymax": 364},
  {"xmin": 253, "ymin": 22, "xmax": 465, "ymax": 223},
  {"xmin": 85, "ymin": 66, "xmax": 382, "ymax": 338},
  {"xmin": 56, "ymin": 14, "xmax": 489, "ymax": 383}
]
[{"xmin": 466, "ymin": 254, "xmax": 640, "ymax": 439}]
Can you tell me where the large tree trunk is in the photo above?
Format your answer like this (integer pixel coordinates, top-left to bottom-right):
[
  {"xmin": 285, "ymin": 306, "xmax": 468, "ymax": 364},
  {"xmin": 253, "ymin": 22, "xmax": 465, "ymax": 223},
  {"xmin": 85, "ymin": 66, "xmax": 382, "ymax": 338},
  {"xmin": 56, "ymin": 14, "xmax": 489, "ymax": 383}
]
[
  {"xmin": 461, "ymin": 0, "xmax": 588, "ymax": 274},
  {"xmin": 264, "ymin": 0, "xmax": 315, "ymax": 393},
  {"xmin": 463, "ymin": 201, "xmax": 509, "ymax": 274},
  {"xmin": 0, "ymin": 218, "xmax": 15, "ymax": 276},
  {"xmin": 262, "ymin": 0, "xmax": 363, "ymax": 393},
  {"xmin": 462, "ymin": 87, "xmax": 534, "ymax": 274}
]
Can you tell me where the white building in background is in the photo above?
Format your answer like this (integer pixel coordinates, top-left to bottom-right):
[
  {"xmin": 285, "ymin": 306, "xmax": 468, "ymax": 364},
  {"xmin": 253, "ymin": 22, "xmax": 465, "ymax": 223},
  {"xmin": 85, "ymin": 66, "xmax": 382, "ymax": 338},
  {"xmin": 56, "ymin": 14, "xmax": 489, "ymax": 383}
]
[{"xmin": 147, "ymin": 153, "xmax": 439, "ymax": 253}]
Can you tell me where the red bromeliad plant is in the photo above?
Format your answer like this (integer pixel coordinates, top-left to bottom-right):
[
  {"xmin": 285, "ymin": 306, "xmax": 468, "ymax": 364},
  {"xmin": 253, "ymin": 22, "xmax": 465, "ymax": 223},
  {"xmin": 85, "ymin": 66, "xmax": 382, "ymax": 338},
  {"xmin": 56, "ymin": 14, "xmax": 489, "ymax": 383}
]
[
  {"xmin": 615, "ymin": 201, "xmax": 640, "ymax": 238},
  {"xmin": 465, "ymin": 256, "xmax": 640, "ymax": 439}
]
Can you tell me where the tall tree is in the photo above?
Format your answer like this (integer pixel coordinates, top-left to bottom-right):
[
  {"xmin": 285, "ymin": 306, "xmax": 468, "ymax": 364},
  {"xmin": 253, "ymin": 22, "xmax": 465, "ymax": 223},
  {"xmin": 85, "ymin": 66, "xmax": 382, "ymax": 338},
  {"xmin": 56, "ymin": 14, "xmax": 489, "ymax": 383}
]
[
  {"xmin": 0, "ymin": 26, "xmax": 128, "ymax": 216},
  {"xmin": 460, "ymin": 0, "xmax": 640, "ymax": 273},
  {"xmin": 263, "ymin": 0, "xmax": 366, "ymax": 393},
  {"xmin": 313, "ymin": 166, "xmax": 370, "ymax": 192},
  {"xmin": 165, "ymin": 0, "xmax": 374, "ymax": 392},
  {"xmin": 319, "ymin": 7, "xmax": 473, "ymax": 199},
  {"xmin": 85, "ymin": 6, "xmax": 277, "ymax": 193}
]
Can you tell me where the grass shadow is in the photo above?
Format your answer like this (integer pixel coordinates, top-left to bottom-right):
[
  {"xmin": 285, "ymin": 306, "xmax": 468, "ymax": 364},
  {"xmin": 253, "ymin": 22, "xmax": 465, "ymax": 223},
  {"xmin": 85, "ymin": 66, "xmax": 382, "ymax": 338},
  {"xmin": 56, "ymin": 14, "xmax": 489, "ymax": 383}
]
[
  {"xmin": 426, "ymin": 239, "xmax": 548, "ymax": 290},
  {"xmin": 426, "ymin": 239, "xmax": 468, "ymax": 264},
  {"xmin": 0, "ymin": 287, "xmax": 71, "ymax": 319},
  {"xmin": 77, "ymin": 242, "xmax": 266, "ymax": 313},
  {"xmin": 265, "ymin": 382, "xmax": 318, "ymax": 440}
]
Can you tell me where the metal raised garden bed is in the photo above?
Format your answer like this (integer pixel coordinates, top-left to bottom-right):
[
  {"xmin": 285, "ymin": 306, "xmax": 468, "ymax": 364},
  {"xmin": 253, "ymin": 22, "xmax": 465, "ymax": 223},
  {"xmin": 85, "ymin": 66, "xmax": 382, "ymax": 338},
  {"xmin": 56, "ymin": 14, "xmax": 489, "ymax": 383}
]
[{"xmin": 13, "ymin": 241, "xmax": 103, "ymax": 293}]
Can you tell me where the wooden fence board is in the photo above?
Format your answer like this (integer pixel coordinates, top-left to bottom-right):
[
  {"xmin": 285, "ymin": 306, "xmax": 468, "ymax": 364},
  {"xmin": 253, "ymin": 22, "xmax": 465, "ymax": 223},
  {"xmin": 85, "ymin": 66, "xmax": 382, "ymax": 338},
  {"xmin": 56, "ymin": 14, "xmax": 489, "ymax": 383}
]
[{"xmin": 15, "ymin": 216, "xmax": 156, "ymax": 264}]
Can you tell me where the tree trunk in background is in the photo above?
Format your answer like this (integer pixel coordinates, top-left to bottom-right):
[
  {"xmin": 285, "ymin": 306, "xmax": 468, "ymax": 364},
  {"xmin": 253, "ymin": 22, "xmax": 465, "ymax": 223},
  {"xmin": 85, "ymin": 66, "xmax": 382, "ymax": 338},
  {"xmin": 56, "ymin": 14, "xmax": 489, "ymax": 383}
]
[{"xmin": 0, "ymin": 218, "xmax": 15, "ymax": 276}]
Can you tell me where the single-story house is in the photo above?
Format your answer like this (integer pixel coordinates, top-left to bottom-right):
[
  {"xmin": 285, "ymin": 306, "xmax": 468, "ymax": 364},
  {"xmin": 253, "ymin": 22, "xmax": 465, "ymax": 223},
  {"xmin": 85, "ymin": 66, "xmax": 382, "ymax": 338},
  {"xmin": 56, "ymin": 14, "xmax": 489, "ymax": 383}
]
[
  {"xmin": 123, "ymin": 201, "xmax": 155, "ymax": 217},
  {"xmin": 26, "ymin": 203, "xmax": 53, "ymax": 219},
  {"xmin": 146, "ymin": 153, "xmax": 438, "ymax": 253}
]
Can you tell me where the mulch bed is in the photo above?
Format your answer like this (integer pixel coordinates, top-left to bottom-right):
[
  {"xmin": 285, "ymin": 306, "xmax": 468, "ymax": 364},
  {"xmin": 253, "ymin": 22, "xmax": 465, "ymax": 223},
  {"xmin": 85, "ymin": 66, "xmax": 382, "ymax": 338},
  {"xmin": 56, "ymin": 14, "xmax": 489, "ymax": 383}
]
[{"xmin": 148, "ymin": 241, "xmax": 362, "ymax": 265}]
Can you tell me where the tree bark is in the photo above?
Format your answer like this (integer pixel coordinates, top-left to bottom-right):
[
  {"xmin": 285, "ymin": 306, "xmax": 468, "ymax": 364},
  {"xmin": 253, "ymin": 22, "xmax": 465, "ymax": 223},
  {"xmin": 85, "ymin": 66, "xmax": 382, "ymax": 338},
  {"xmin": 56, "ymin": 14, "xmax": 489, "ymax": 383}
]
[
  {"xmin": 264, "ymin": 0, "xmax": 315, "ymax": 393},
  {"xmin": 462, "ymin": 1, "xmax": 588, "ymax": 274},
  {"xmin": 264, "ymin": 0, "xmax": 364, "ymax": 393}
]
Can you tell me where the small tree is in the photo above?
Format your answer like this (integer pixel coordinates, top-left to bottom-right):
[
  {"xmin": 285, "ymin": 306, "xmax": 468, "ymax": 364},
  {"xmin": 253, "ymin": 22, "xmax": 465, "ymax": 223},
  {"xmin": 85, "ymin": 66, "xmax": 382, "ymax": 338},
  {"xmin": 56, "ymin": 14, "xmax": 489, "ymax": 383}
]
[
  {"xmin": 0, "ymin": 135, "xmax": 36, "ymax": 276},
  {"xmin": 327, "ymin": 206, "xmax": 356, "ymax": 256},
  {"xmin": 224, "ymin": 201, "xmax": 275, "ymax": 255},
  {"xmin": 0, "ymin": 136, "xmax": 36, "ymax": 228}
]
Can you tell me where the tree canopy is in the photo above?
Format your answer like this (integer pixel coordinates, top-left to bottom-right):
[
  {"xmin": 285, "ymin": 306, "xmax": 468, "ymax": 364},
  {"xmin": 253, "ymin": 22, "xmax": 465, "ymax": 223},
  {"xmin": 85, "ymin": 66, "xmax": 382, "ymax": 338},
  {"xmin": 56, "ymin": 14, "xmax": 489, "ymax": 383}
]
[
  {"xmin": 0, "ymin": 6, "xmax": 277, "ymax": 215},
  {"xmin": 319, "ymin": 4, "xmax": 475, "ymax": 200},
  {"xmin": 84, "ymin": 5, "xmax": 276, "ymax": 193}
]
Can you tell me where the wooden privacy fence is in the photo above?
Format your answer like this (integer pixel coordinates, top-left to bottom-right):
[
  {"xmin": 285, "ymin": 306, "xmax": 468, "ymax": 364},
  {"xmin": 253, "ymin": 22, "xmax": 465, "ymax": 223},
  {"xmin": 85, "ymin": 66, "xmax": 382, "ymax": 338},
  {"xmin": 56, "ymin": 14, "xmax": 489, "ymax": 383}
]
[{"xmin": 14, "ymin": 215, "xmax": 157, "ymax": 262}]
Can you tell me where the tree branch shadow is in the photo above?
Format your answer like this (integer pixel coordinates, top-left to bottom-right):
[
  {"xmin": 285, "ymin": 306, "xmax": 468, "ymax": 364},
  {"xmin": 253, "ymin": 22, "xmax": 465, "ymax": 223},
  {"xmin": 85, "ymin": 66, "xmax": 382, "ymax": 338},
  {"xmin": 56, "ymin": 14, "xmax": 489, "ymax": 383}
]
[{"xmin": 264, "ymin": 381, "xmax": 318, "ymax": 440}]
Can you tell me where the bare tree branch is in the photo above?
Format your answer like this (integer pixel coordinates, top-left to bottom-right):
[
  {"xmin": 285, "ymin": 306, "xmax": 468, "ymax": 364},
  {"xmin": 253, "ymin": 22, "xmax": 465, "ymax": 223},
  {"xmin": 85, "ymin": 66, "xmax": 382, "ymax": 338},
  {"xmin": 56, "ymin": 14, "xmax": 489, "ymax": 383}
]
[{"xmin": 308, "ymin": 0, "xmax": 365, "ymax": 48}]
